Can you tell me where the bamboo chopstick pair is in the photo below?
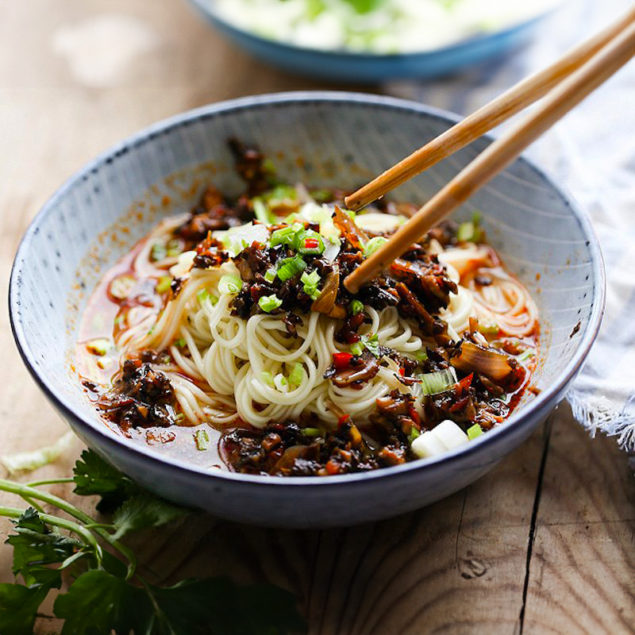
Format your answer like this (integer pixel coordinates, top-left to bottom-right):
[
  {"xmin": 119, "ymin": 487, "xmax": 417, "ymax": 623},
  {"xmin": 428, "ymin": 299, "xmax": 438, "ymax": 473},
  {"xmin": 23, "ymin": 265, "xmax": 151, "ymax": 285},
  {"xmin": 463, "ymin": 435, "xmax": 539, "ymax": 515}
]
[{"xmin": 343, "ymin": 8, "xmax": 635, "ymax": 294}]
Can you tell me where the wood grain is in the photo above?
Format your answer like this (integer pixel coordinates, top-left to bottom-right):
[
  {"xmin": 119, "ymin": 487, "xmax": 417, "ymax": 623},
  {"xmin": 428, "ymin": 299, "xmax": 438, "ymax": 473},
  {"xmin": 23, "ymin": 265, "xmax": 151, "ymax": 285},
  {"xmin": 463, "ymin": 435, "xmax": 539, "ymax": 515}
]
[{"xmin": 0, "ymin": 2, "xmax": 632, "ymax": 634}]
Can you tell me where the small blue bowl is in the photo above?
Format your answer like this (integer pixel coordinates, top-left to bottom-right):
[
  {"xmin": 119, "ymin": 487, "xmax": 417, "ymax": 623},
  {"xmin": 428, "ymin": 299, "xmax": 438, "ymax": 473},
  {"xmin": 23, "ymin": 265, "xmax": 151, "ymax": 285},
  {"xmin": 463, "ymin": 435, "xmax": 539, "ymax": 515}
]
[
  {"xmin": 187, "ymin": 0, "xmax": 559, "ymax": 82},
  {"xmin": 9, "ymin": 92, "xmax": 604, "ymax": 528}
]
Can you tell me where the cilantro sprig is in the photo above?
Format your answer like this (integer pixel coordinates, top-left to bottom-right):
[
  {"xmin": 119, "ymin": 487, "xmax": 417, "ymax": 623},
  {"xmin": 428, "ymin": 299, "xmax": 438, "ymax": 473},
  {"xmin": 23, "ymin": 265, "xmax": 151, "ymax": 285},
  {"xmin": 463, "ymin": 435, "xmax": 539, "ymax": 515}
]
[{"xmin": 0, "ymin": 450, "xmax": 305, "ymax": 635}]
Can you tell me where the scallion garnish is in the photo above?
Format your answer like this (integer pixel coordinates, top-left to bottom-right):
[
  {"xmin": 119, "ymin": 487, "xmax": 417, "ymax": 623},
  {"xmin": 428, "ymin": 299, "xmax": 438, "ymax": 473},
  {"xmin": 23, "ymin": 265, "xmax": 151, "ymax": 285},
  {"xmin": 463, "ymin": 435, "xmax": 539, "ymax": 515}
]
[
  {"xmin": 165, "ymin": 239, "xmax": 182, "ymax": 257},
  {"xmin": 174, "ymin": 338, "xmax": 186, "ymax": 348},
  {"xmin": 413, "ymin": 349, "xmax": 428, "ymax": 362},
  {"xmin": 408, "ymin": 427, "xmax": 421, "ymax": 443},
  {"xmin": 288, "ymin": 363, "xmax": 304, "ymax": 387},
  {"xmin": 467, "ymin": 424, "xmax": 484, "ymax": 440},
  {"xmin": 457, "ymin": 211, "xmax": 483, "ymax": 242},
  {"xmin": 300, "ymin": 270, "xmax": 321, "ymax": 300},
  {"xmin": 419, "ymin": 368, "xmax": 457, "ymax": 395},
  {"xmin": 301, "ymin": 427, "xmax": 321, "ymax": 437},
  {"xmin": 517, "ymin": 349, "xmax": 535, "ymax": 363},
  {"xmin": 361, "ymin": 333, "xmax": 380, "ymax": 357},
  {"xmin": 258, "ymin": 294, "xmax": 283, "ymax": 313},
  {"xmin": 270, "ymin": 223, "xmax": 303, "ymax": 248},
  {"xmin": 156, "ymin": 276, "xmax": 172, "ymax": 294},
  {"xmin": 252, "ymin": 197, "xmax": 275, "ymax": 224},
  {"xmin": 349, "ymin": 299, "xmax": 364, "ymax": 315},
  {"xmin": 264, "ymin": 267, "xmax": 277, "ymax": 283},
  {"xmin": 363, "ymin": 236, "xmax": 388, "ymax": 257},
  {"xmin": 197, "ymin": 289, "xmax": 219, "ymax": 305},
  {"xmin": 218, "ymin": 274, "xmax": 242, "ymax": 295},
  {"xmin": 350, "ymin": 342, "xmax": 363, "ymax": 356},
  {"xmin": 296, "ymin": 229, "xmax": 325, "ymax": 255},
  {"xmin": 150, "ymin": 243, "xmax": 167, "ymax": 262},
  {"xmin": 261, "ymin": 370, "xmax": 274, "ymax": 387},
  {"xmin": 277, "ymin": 254, "xmax": 306, "ymax": 281},
  {"xmin": 194, "ymin": 429, "xmax": 210, "ymax": 451},
  {"xmin": 263, "ymin": 184, "xmax": 297, "ymax": 206}
]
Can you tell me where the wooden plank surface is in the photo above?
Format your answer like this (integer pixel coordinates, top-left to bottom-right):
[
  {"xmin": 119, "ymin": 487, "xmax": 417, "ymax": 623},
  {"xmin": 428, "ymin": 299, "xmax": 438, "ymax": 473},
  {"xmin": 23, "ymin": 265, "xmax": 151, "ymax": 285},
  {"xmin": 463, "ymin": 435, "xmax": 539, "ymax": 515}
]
[{"xmin": 0, "ymin": 1, "xmax": 632, "ymax": 633}]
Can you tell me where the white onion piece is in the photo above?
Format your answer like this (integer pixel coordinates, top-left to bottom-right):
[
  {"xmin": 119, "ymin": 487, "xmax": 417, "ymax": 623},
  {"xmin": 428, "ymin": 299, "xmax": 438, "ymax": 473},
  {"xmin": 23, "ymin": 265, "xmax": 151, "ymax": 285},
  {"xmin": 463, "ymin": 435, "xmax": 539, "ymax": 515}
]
[{"xmin": 355, "ymin": 212, "xmax": 405, "ymax": 235}]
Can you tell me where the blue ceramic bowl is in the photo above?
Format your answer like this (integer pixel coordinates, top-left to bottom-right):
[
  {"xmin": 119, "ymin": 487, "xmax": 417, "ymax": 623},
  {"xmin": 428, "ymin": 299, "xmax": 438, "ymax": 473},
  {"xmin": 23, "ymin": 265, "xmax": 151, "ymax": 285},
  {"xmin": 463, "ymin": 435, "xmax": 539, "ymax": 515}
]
[
  {"xmin": 187, "ymin": 0, "xmax": 559, "ymax": 82},
  {"xmin": 9, "ymin": 93, "xmax": 603, "ymax": 528}
]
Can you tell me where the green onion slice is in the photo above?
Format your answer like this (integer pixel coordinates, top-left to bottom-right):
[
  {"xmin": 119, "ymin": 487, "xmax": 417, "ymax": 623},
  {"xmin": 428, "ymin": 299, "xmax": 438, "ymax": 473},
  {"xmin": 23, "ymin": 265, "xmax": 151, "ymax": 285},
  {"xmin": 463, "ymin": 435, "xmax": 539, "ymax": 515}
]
[
  {"xmin": 258, "ymin": 294, "xmax": 283, "ymax": 313},
  {"xmin": 277, "ymin": 255, "xmax": 306, "ymax": 281},
  {"xmin": 467, "ymin": 424, "xmax": 484, "ymax": 440},
  {"xmin": 349, "ymin": 299, "xmax": 364, "ymax": 315},
  {"xmin": 363, "ymin": 236, "xmax": 388, "ymax": 257},
  {"xmin": 218, "ymin": 274, "xmax": 242, "ymax": 295},
  {"xmin": 419, "ymin": 368, "xmax": 458, "ymax": 395},
  {"xmin": 288, "ymin": 363, "xmax": 304, "ymax": 387},
  {"xmin": 194, "ymin": 429, "xmax": 210, "ymax": 451},
  {"xmin": 300, "ymin": 270, "xmax": 321, "ymax": 300},
  {"xmin": 156, "ymin": 276, "xmax": 172, "ymax": 294}
]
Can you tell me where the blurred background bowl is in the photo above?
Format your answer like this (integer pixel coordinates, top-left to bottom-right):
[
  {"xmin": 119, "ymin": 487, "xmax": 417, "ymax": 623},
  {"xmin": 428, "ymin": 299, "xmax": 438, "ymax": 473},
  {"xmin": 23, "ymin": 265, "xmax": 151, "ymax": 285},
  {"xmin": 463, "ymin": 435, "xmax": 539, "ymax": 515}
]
[
  {"xmin": 9, "ymin": 92, "xmax": 603, "ymax": 527},
  {"xmin": 186, "ymin": 0, "xmax": 561, "ymax": 82}
]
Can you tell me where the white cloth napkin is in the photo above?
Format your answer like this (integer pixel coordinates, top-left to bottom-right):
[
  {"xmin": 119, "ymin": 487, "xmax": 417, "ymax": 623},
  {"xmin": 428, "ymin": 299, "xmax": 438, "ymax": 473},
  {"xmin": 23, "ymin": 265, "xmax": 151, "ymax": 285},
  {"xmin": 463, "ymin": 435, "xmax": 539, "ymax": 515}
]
[{"xmin": 386, "ymin": 0, "xmax": 635, "ymax": 449}]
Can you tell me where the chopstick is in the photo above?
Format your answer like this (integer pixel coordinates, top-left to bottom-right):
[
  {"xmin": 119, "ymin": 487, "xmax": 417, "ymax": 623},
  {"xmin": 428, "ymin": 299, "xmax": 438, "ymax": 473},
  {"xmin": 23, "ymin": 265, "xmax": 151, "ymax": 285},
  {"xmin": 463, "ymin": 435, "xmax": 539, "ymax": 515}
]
[
  {"xmin": 344, "ymin": 7, "xmax": 635, "ymax": 212},
  {"xmin": 344, "ymin": 16, "xmax": 635, "ymax": 293}
]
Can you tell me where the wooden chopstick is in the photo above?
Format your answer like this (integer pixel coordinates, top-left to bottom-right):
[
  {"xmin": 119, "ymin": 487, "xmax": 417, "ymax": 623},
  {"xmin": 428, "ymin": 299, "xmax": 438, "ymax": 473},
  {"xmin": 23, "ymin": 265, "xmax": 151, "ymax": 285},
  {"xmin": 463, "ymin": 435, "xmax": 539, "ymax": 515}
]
[
  {"xmin": 344, "ymin": 7, "xmax": 635, "ymax": 212},
  {"xmin": 344, "ymin": 18, "xmax": 635, "ymax": 294}
]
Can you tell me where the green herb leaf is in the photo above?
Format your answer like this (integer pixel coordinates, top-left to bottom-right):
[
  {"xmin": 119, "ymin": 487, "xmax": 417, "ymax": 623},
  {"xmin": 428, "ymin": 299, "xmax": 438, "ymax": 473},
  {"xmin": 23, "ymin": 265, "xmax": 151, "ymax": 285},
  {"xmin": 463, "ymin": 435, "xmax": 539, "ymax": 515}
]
[
  {"xmin": 149, "ymin": 577, "xmax": 306, "ymax": 635},
  {"xmin": 111, "ymin": 494, "xmax": 187, "ymax": 540},
  {"xmin": 7, "ymin": 508, "xmax": 79, "ymax": 587},
  {"xmin": 54, "ymin": 569, "xmax": 152, "ymax": 635},
  {"xmin": 73, "ymin": 450, "xmax": 136, "ymax": 513},
  {"xmin": 0, "ymin": 582, "xmax": 51, "ymax": 635}
]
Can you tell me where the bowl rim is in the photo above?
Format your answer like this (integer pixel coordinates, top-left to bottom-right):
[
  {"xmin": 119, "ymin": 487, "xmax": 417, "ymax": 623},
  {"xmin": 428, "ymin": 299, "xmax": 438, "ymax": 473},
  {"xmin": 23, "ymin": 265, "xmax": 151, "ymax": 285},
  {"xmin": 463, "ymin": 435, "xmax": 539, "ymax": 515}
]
[
  {"xmin": 9, "ymin": 91, "xmax": 605, "ymax": 488},
  {"xmin": 187, "ymin": 0, "xmax": 562, "ymax": 61}
]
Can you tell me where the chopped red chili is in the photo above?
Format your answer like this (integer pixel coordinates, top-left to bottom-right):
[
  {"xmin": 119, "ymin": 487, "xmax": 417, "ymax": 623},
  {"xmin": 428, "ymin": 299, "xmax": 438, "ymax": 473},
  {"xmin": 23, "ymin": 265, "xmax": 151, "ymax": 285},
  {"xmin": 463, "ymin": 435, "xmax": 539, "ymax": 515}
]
[
  {"xmin": 332, "ymin": 352, "xmax": 353, "ymax": 370},
  {"xmin": 338, "ymin": 413, "xmax": 351, "ymax": 427},
  {"xmin": 304, "ymin": 238, "xmax": 319, "ymax": 249}
]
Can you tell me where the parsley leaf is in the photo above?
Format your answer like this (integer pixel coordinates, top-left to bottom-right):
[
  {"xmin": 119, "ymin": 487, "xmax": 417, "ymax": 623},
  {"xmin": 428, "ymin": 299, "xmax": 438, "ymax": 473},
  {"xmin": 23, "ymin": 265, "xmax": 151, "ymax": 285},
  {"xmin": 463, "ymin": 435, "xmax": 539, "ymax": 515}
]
[
  {"xmin": 112, "ymin": 494, "xmax": 188, "ymax": 540},
  {"xmin": 7, "ymin": 508, "xmax": 79, "ymax": 587},
  {"xmin": 0, "ymin": 583, "xmax": 51, "ymax": 635},
  {"xmin": 53, "ymin": 572, "xmax": 306, "ymax": 635},
  {"xmin": 150, "ymin": 577, "xmax": 306, "ymax": 635},
  {"xmin": 73, "ymin": 450, "xmax": 135, "ymax": 513},
  {"xmin": 54, "ymin": 569, "xmax": 152, "ymax": 635}
]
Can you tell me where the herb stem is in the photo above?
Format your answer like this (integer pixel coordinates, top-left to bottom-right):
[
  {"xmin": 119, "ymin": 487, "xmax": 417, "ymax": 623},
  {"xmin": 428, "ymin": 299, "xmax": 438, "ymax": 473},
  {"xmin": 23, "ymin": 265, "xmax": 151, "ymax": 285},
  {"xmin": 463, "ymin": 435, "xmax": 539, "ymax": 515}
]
[
  {"xmin": 0, "ymin": 505, "xmax": 103, "ymax": 564},
  {"xmin": 0, "ymin": 478, "xmax": 136, "ymax": 579},
  {"xmin": 27, "ymin": 477, "xmax": 75, "ymax": 487}
]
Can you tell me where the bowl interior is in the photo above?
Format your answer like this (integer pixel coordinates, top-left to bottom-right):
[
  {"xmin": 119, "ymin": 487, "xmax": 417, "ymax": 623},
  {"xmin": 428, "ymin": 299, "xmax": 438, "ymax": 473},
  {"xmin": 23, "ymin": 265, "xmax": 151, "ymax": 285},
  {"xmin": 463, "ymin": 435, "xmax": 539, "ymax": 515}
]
[{"xmin": 11, "ymin": 93, "xmax": 601, "ymax": 471}]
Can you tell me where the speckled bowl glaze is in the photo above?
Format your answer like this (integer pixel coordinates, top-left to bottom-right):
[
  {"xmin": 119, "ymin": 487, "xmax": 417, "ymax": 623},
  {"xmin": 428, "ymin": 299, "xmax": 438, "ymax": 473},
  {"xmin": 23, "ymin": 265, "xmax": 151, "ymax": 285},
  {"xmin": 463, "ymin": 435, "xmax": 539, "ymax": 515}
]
[
  {"xmin": 187, "ymin": 0, "xmax": 559, "ymax": 82},
  {"xmin": 10, "ymin": 93, "xmax": 603, "ymax": 528}
]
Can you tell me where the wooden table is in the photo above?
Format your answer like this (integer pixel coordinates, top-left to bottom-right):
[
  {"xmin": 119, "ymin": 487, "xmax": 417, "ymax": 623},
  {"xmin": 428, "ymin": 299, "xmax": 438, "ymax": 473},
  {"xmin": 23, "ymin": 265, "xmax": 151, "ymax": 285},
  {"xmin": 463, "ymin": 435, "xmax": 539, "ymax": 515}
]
[{"xmin": 1, "ymin": 2, "xmax": 633, "ymax": 632}]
